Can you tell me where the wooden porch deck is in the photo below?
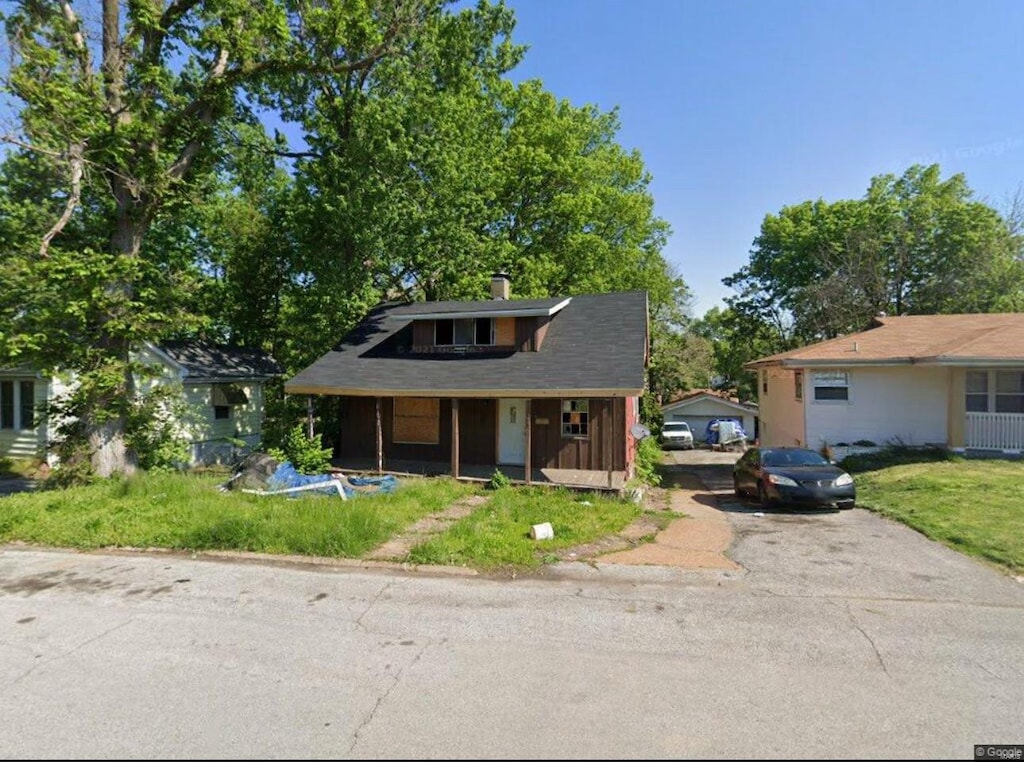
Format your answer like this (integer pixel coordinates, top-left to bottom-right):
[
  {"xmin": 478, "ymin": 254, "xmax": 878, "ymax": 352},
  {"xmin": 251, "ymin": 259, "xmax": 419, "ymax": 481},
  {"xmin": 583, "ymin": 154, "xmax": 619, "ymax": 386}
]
[{"xmin": 330, "ymin": 458, "xmax": 627, "ymax": 492}]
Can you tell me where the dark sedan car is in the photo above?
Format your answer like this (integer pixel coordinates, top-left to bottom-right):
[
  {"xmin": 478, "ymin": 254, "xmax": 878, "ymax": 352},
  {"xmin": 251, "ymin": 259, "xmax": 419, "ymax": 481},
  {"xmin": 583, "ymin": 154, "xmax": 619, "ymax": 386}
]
[{"xmin": 733, "ymin": 447, "xmax": 855, "ymax": 509}]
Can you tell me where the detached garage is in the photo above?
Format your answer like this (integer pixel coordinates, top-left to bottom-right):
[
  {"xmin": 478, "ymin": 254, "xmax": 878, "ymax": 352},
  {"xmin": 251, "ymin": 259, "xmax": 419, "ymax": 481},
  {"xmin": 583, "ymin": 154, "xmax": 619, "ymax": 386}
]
[{"xmin": 661, "ymin": 390, "xmax": 758, "ymax": 442}]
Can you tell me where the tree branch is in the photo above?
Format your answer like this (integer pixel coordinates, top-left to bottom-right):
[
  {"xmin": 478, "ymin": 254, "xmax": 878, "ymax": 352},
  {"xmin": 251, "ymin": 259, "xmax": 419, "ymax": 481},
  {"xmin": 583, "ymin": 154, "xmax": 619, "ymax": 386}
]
[
  {"xmin": 40, "ymin": 142, "xmax": 85, "ymax": 258},
  {"xmin": 58, "ymin": 0, "xmax": 92, "ymax": 76}
]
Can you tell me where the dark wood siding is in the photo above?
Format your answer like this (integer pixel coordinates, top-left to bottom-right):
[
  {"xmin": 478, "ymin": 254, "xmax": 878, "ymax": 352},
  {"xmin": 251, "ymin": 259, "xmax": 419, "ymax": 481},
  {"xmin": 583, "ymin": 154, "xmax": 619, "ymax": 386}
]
[
  {"xmin": 458, "ymin": 398, "xmax": 496, "ymax": 464},
  {"xmin": 529, "ymin": 397, "xmax": 626, "ymax": 471},
  {"xmin": 412, "ymin": 320, "xmax": 434, "ymax": 348},
  {"xmin": 337, "ymin": 396, "xmax": 377, "ymax": 459},
  {"xmin": 340, "ymin": 395, "xmax": 624, "ymax": 473},
  {"xmin": 534, "ymin": 314, "xmax": 553, "ymax": 350},
  {"xmin": 515, "ymin": 316, "xmax": 535, "ymax": 351},
  {"xmin": 531, "ymin": 398, "xmax": 560, "ymax": 468},
  {"xmin": 336, "ymin": 396, "xmax": 495, "ymax": 466}
]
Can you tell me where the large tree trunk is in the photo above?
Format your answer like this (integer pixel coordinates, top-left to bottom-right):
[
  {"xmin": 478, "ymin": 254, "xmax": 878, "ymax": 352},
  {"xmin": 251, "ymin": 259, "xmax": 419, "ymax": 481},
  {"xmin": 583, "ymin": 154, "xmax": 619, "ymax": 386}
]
[
  {"xmin": 87, "ymin": 199, "xmax": 145, "ymax": 477},
  {"xmin": 88, "ymin": 417, "xmax": 134, "ymax": 478}
]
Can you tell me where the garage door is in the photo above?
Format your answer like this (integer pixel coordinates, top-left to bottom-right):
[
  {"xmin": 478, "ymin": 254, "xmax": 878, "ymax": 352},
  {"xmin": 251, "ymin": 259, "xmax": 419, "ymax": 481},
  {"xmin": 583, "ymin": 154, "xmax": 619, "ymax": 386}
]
[{"xmin": 669, "ymin": 414, "xmax": 716, "ymax": 441}]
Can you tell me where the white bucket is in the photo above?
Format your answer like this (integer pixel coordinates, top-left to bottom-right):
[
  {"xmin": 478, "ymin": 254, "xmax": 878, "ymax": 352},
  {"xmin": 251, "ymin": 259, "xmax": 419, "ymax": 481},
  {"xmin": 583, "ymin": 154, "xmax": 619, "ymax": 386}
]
[{"xmin": 530, "ymin": 522, "xmax": 554, "ymax": 540}]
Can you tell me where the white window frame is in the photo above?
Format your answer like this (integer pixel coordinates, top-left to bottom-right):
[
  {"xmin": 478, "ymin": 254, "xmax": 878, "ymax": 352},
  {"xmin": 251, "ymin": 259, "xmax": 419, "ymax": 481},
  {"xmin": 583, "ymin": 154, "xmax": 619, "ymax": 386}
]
[
  {"xmin": 968, "ymin": 369, "xmax": 1024, "ymax": 414},
  {"xmin": 0, "ymin": 378, "xmax": 36, "ymax": 431},
  {"xmin": 811, "ymin": 371, "xmax": 850, "ymax": 403}
]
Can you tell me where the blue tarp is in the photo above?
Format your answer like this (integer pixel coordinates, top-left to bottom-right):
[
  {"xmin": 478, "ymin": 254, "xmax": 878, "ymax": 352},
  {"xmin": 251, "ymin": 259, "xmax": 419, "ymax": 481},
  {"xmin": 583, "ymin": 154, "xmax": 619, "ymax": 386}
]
[
  {"xmin": 266, "ymin": 462, "xmax": 399, "ymax": 498},
  {"xmin": 704, "ymin": 418, "xmax": 747, "ymax": 445}
]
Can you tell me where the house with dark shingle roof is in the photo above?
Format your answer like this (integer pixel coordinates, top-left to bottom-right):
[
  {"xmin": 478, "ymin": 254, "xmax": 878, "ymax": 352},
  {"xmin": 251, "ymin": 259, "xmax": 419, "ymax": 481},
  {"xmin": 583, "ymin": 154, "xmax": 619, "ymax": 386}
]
[
  {"xmin": 286, "ymin": 275, "xmax": 648, "ymax": 485},
  {"xmin": 0, "ymin": 343, "xmax": 281, "ymax": 465},
  {"xmin": 746, "ymin": 313, "xmax": 1024, "ymax": 454}
]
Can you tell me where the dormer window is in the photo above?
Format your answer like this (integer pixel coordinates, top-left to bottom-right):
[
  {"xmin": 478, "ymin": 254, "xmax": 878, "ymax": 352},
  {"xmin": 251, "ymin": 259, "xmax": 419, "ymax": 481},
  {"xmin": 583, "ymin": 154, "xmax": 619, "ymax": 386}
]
[{"xmin": 435, "ymin": 318, "xmax": 494, "ymax": 347}]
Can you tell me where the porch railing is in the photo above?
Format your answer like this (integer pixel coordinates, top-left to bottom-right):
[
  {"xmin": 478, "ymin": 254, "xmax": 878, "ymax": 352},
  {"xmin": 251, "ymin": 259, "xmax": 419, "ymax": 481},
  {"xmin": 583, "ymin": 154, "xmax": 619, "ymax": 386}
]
[{"xmin": 965, "ymin": 412, "xmax": 1024, "ymax": 451}]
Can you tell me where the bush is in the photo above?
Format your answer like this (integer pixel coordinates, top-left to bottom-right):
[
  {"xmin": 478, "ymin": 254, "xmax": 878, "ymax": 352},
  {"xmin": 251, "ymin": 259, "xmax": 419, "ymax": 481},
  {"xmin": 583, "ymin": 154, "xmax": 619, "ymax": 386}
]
[
  {"xmin": 488, "ymin": 469, "xmax": 512, "ymax": 490},
  {"xmin": 633, "ymin": 436, "xmax": 663, "ymax": 486},
  {"xmin": 267, "ymin": 425, "xmax": 333, "ymax": 475},
  {"xmin": 840, "ymin": 443, "xmax": 958, "ymax": 473}
]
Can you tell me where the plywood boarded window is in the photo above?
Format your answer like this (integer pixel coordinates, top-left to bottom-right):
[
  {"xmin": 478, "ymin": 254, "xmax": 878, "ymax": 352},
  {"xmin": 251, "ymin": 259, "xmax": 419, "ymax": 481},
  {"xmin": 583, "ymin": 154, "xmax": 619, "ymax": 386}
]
[{"xmin": 394, "ymin": 397, "xmax": 440, "ymax": 444}]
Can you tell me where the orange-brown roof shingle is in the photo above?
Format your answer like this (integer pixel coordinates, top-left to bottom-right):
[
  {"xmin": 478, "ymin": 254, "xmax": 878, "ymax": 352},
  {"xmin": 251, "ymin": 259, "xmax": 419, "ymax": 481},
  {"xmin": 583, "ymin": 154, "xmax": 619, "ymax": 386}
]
[{"xmin": 747, "ymin": 313, "xmax": 1024, "ymax": 367}]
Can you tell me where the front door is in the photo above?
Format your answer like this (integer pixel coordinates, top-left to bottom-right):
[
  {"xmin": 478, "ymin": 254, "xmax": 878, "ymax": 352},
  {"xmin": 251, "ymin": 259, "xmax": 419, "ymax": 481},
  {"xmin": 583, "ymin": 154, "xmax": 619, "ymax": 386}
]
[{"xmin": 498, "ymin": 398, "xmax": 526, "ymax": 465}]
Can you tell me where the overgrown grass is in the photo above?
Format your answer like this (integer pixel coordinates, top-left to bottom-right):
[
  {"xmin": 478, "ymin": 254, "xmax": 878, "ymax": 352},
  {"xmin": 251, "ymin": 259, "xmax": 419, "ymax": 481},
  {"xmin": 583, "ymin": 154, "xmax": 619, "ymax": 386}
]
[
  {"xmin": 0, "ymin": 471, "xmax": 476, "ymax": 558},
  {"xmin": 0, "ymin": 457, "xmax": 45, "ymax": 479},
  {"xmin": 855, "ymin": 460, "xmax": 1024, "ymax": 572},
  {"xmin": 407, "ymin": 487, "xmax": 640, "ymax": 569}
]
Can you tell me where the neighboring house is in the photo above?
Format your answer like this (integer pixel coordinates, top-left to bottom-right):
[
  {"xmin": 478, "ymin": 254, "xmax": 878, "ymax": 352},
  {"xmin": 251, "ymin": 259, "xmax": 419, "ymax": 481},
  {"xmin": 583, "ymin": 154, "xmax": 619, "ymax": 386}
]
[
  {"xmin": 661, "ymin": 389, "xmax": 758, "ymax": 441},
  {"xmin": 285, "ymin": 275, "xmax": 647, "ymax": 485},
  {"xmin": 746, "ymin": 313, "xmax": 1024, "ymax": 454},
  {"xmin": 0, "ymin": 342, "xmax": 282, "ymax": 465}
]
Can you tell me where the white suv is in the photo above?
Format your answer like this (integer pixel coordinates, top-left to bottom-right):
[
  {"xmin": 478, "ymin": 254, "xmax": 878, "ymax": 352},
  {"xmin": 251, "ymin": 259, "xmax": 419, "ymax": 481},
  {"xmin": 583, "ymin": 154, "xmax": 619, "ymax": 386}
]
[{"xmin": 660, "ymin": 421, "xmax": 694, "ymax": 450}]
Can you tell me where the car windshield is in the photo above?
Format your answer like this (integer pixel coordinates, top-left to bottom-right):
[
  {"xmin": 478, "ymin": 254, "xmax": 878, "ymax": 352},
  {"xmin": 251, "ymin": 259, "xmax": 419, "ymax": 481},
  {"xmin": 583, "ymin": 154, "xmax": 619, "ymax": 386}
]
[
  {"xmin": 762, "ymin": 449, "xmax": 829, "ymax": 467},
  {"xmin": 663, "ymin": 423, "xmax": 690, "ymax": 432}
]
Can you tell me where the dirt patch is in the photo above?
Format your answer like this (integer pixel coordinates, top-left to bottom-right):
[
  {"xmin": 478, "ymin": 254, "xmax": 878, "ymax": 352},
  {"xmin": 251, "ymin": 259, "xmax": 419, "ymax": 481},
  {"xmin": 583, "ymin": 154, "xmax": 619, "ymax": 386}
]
[{"xmin": 365, "ymin": 494, "xmax": 492, "ymax": 561}]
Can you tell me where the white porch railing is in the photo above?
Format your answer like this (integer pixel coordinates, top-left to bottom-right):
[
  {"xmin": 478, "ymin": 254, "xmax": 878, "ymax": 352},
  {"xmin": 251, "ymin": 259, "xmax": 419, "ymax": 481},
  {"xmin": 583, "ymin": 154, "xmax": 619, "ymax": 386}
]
[{"xmin": 965, "ymin": 412, "xmax": 1024, "ymax": 451}]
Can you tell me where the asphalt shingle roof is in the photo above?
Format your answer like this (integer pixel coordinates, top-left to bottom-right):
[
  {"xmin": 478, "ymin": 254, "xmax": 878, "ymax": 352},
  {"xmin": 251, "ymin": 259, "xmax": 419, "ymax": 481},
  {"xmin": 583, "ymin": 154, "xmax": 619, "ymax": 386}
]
[
  {"xmin": 159, "ymin": 342, "xmax": 283, "ymax": 382},
  {"xmin": 285, "ymin": 292, "xmax": 648, "ymax": 396},
  {"xmin": 747, "ymin": 313, "xmax": 1024, "ymax": 367}
]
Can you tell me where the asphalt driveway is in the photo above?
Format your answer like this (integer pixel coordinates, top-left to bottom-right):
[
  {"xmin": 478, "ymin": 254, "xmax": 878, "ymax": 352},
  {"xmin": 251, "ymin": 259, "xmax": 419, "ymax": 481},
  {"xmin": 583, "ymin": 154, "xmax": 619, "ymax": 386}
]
[{"xmin": 663, "ymin": 448, "xmax": 1024, "ymax": 605}]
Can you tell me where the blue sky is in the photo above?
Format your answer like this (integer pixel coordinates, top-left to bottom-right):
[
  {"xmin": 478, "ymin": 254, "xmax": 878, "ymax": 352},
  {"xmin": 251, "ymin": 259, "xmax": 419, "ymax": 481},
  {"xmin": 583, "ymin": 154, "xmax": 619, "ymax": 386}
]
[{"xmin": 498, "ymin": 0, "xmax": 1024, "ymax": 315}]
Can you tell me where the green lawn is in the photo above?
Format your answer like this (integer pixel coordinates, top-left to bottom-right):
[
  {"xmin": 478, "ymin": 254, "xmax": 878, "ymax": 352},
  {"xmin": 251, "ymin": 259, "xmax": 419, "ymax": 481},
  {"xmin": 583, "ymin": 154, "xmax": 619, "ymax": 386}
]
[
  {"xmin": 0, "ymin": 471, "xmax": 476, "ymax": 558},
  {"xmin": 407, "ymin": 487, "xmax": 641, "ymax": 569},
  {"xmin": 855, "ymin": 460, "xmax": 1024, "ymax": 572}
]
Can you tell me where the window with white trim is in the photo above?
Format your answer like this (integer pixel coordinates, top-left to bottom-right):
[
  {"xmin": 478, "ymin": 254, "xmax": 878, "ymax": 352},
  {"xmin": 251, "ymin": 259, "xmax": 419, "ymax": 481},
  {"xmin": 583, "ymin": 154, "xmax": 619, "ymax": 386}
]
[
  {"xmin": 0, "ymin": 379, "xmax": 35, "ymax": 430},
  {"xmin": 0, "ymin": 381, "xmax": 12, "ymax": 430},
  {"xmin": 966, "ymin": 370, "xmax": 989, "ymax": 412},
  {"xmin": 561, "ymin": 399, "xmax": 589, "ymax": 438},
  {"xmin": 995, "ymin": 371, "xmax": 1024, "ymax": 413},
  {"xmin": 812, "ymin": 371, "xmax": 849, "ymax": 401}
]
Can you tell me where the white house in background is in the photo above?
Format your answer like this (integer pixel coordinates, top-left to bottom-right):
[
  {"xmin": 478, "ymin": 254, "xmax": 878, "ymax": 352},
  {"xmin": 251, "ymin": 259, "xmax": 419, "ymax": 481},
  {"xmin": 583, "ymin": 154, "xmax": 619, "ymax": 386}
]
[
  {"xmin": 746, "ymin": 313, "xmax": 1024, "ymax": 454},
  {"xmin": 661, "ymin": 389, "xmax": 758, "ymax": 443},
  {"xmin": 0, "ymin": 342, "xmax": 281, "ymax": 465}
]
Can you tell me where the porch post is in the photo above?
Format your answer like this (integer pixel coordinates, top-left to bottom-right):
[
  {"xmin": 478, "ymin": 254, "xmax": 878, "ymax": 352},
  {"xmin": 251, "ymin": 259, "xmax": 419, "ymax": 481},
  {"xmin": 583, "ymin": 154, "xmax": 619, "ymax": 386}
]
[
  {"xmin": 375, "ymin": 397, "xmax": 383, "ymax": 473},
  {"xmin": 306, "ymin": 396, "xmax": 314, "ymax": 439},
  {"xmin": 451, "ymin": 398, "xmax": 460, "ymax": 479},
  {"xmin": 947, "ymin": 368, "xmax": 966, "ymax": 450},
  {"xmin": 524, "ymin": 399, "xmax": 532, "ymax": 484}
]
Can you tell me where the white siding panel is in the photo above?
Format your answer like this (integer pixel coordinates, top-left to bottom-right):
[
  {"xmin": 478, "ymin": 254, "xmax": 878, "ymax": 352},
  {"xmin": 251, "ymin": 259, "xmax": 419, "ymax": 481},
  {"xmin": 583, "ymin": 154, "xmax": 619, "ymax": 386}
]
[{"xmin": 804, "ymin": 366, "xmax": 947, "ymax": 449}]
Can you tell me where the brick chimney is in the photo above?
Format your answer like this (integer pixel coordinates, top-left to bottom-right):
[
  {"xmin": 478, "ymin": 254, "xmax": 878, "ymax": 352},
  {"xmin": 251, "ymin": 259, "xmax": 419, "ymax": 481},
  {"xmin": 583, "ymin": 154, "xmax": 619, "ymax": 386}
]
[{"xmin": 490, "ymin": 272, "xmax": 510, "ymax": 300}]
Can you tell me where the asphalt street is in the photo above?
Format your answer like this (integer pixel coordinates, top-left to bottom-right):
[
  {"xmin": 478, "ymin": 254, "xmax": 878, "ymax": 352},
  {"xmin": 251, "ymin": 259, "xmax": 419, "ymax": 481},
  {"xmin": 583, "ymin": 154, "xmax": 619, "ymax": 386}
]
[{"xmin": 1, "ymin": 453, "xmax": 1022, "ymax": 758}]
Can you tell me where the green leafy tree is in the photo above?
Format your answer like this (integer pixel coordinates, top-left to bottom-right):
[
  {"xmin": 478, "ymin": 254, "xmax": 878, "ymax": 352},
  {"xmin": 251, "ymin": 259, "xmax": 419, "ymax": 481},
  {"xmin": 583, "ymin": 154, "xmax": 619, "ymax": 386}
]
[
  {"xmin": 0, "ymin": 0, "xmax": 435, "ymax": 476},
  {"xmin": 725, "ymin": 164, "xmax": 1024, "ymax": 345}
]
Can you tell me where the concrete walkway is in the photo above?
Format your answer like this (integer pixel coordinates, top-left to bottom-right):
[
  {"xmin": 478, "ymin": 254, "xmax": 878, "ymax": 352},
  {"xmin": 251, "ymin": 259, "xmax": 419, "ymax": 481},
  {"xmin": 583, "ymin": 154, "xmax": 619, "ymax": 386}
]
[
  {"xmin": 597, "ymin": 470, "xmax": 740, "ymax": 570},
  {"xmin": 365, "ymin": 494, "xmax": 491, "ymax": 561}
]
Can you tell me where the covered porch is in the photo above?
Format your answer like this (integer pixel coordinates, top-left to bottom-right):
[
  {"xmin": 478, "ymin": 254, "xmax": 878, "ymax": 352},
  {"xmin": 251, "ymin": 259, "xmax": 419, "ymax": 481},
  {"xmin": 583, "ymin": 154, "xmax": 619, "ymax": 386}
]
[
  {"xmin": 328, "ymin": 457, "xmax": 627, "ymax": 491},
  {"xmin": 965, "ymin": 412, "xmax": 1024, "ymax": 452},
  {"xmin": 952, "ymin": 368, "xmax": 1024, "ymax": 453}
]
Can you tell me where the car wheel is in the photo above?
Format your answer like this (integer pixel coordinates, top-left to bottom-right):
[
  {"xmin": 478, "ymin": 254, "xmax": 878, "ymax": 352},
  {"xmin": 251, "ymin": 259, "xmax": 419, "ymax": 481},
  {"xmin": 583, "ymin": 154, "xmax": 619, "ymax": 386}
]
[{"xmin": 758, "ymin": 483, "xmax": 772, "ymax": 510}]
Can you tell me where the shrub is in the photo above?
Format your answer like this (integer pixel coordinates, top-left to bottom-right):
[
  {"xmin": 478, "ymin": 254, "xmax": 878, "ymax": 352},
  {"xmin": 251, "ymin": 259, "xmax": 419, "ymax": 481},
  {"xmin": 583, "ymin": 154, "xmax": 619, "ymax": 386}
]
[
  {"xmin": 488, "ymin": 469, "xmax": 512, "ymax": 490},
  {"xmin": 267, "ymin": 425, "xmax": 333, "ymax": 475},
  {"xmin": 841, "ymin": 443, "xmax": 958, "ymax": 473},
  {"xmin": 633, "ymin": 436, "xmax": 663, "ymax": 486},
  {"xmin": 853, "ymin": 439, "xmax": 878, "ymax": 447}
]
